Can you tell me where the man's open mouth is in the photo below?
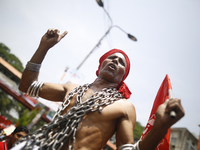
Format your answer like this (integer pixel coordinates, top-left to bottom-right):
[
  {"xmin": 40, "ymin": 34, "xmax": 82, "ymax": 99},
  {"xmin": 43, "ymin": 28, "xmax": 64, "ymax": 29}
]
[{"xmin": 109, "ymin": 64, "xmax": 116, "ymax": 70}]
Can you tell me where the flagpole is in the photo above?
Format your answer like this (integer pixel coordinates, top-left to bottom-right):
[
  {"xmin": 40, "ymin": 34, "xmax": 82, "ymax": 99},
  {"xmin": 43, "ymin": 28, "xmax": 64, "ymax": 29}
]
[{"xmin": 168, "ymin": 89, "xmax": 176, "ymax": 118}]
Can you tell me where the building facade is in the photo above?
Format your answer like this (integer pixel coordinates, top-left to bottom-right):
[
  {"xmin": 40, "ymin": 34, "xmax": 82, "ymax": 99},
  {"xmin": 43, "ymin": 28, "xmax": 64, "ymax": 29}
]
[{"xmin": 170, "ymin": 127, "xmax": 198, "ymax": 150}]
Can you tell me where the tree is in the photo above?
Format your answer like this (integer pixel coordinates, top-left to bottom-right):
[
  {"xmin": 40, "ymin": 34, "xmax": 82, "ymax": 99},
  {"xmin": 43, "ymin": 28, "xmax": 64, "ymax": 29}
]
[
  {"xmin": 0, "ymin": 89, "xmax": 27, "ymax": 124},
  {"xmin": 133, "ymin": 121, "xmax": 145, "ymax": 142},
  {"xmin": 0, "ymin": 43, "xmax": 24, "ymax": 73},
  {"xmin": 17, "ymin": 109, "xmax": 39, "ymax": 126}
]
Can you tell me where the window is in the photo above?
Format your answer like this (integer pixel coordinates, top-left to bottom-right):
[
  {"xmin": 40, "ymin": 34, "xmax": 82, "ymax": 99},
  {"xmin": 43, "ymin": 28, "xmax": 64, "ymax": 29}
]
[
  {"xmin": 185, "ymin": 142, "xmax": 189, "ymax": 150},
  {"xmin": 192, "ymin": 142, "xmax": 195, "ymax": 146},
  {"xmin": 171, "ymin": 137, "xmax": 177, "ymax": 144},
  {"xmin": 190, "ymin": 146, "xmax": 195, "ymax": 150}
]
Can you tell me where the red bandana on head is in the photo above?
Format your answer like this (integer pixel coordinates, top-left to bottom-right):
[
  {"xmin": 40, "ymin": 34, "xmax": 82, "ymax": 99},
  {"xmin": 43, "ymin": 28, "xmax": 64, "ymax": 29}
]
[{"xmin": 96, "ymin": 49, "xmax": 132, "ymax": 99}]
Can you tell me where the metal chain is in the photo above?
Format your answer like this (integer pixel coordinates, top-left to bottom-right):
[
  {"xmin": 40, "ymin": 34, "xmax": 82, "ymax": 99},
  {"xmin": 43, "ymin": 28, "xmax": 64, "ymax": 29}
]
[{"xmin": 15, "ymin": 83, "xmax": 123, "ymax": 150}]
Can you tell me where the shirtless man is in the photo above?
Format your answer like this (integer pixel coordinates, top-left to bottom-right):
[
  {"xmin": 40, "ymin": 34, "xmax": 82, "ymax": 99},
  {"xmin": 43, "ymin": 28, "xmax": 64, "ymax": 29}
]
[{"xmin": 16, "ymin": 29, "xmax": 184, "ymax": 150}]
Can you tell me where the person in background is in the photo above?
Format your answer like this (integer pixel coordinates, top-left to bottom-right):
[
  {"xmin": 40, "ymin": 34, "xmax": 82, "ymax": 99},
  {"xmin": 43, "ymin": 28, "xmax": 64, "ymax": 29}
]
[{"xmin": 0, "ymin": 125, "xmax": 29, "ymax": 150}]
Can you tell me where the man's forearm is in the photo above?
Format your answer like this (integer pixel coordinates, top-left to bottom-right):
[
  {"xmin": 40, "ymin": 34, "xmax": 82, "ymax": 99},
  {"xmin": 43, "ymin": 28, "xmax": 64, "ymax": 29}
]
[
  {"xmin": 29, "ymin": 44, "xmax": 49, "ymax": 63},
  {"xmin": 19, "ymin": 28, "xmax": 68, "ymax": 95},
  {"xmin": 19, "ymin": 45, "xmax": 49, "ymax": 92},
  {"xmin": 139, "ymin": 126, "xmax": 168, "ymax": 150}
]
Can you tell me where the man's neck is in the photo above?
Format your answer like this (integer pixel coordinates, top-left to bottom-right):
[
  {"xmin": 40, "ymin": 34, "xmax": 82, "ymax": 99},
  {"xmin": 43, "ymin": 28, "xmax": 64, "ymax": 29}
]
[
  {"xmin": 91, "ymin": 77, "xmax": 118, "ymax": 92},
  {"xmin": 6, "ymin": 139, "xmax": 12, "ymax": 149}
]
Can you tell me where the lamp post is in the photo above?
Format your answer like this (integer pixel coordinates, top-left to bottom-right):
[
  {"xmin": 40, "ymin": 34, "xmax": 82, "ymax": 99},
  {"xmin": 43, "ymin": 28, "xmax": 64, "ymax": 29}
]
[
  {"xmin": 76, "ymin": 1, "xmax": 137, "ymax": 70},
  {"xmin": 96, "ymin": 0, "xmax": 137, "ymax": 41}
]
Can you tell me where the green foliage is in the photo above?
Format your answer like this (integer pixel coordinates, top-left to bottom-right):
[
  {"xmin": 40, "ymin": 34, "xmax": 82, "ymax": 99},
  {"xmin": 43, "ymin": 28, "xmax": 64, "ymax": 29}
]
[
  {"xmin": 133, "ymin": 121, "xmax": 145, "ymax": 142},
  {"xmin": 0, "ymin": 89, "xmax": 13, "ymax": 115},
  {"xmin": 17, "ymin": 108, "xmax": 40, "ymax": 127},
  {"xmin": 0, "ymin": 89, "xmax": 27, "ymax": 124},
  {"xmin": 0, "ymin": 89, "xmax": 46, "ymax": 131},
  {"xmin": 31, "ymin": 118, "xmax": 46, "ymax": 132},
  {"xmin": 0, "ymin": 43, "xmax": 24, "ymax": 72},
  {"xmin": 17, "ymin": 107, "xmax": 47, "ymax": 132}
]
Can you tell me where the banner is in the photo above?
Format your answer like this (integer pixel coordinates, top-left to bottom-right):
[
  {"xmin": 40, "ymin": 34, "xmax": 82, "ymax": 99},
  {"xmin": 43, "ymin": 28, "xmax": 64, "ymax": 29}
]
[{"xmin": 140, "ymin": 74, "xmax": 172, "ymax": 150}]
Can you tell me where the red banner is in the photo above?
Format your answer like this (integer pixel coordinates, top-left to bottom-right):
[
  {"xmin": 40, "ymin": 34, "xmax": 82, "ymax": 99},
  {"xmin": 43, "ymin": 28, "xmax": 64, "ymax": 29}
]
[{"xmin": 140, "ymin": 74, "xmax": 172, "ymax": 150}]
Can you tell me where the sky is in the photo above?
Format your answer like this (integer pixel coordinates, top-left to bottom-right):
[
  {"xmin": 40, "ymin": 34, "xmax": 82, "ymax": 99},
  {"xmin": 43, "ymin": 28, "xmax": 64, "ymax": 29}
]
[{"xmin": 0, "ymin": 0, "xmax": 200, "ymax": 137}]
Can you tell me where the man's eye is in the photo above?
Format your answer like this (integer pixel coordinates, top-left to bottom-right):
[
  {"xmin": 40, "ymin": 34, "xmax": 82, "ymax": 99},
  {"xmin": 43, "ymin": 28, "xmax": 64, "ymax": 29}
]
[
  {"xmin": 108, "ymin": 56, "xmax": 115, "ymax": 59},
  {"xmin": 119, "ymin": 59, "xmax": 125, "ymax": 66},
  {"xmin": 17, "ymin": 134, "xmax": 22, "ymax": 138}
]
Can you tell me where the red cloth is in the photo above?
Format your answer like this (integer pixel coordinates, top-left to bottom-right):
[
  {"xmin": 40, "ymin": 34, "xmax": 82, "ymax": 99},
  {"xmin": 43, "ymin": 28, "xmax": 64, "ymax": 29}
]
[
  {"xmin": 0, "ymin": 141, "xmax": 8, "ymax": 150},
  {"xmin": 140, "ymin": 74, "xmax": 172, "ymax": 150},
  {"xmin": 96, "ymin": 49, "xmax": 131, "ymax": 99}
]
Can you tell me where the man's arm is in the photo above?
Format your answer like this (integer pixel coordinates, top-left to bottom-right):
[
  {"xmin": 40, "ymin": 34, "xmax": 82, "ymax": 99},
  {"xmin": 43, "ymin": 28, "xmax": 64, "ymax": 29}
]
[
  {"xmin": 19, "ymin": 29, "xmax": 69, "ymax": 101},
  {"xmin": 116, "ymin": 98, "xmax": 184, "ymax": 150},
  {"xmin": 116, "ymin": 100, "xmax": 136, "ymax": 147}
]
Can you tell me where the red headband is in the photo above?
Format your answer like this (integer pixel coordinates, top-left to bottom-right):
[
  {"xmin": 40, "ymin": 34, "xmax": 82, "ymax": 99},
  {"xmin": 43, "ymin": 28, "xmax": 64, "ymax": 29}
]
[{"xmin": 96, "ymin": 49, "xmax": 132, "ymax": 99}]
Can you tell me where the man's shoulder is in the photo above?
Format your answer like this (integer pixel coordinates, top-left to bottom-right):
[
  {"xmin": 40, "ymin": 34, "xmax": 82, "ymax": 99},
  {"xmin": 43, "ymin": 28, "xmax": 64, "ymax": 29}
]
[
  {"xmin": 116, "ymin": 99, "xmax": 135, "ymax": 113},
  {"xmin": 118, "ymin": 98, "xmax": 134, "ymax": 106},
  {"xmin": 114, "ymin": 99, "xmax": 136, "ymax": 122}
]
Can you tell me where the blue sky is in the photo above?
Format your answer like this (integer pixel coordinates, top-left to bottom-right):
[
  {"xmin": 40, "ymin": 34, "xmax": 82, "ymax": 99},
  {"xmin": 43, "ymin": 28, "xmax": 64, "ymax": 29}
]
[{"xmin": 0, "ymin": 0, "xmax": 200, "ymax": 137}]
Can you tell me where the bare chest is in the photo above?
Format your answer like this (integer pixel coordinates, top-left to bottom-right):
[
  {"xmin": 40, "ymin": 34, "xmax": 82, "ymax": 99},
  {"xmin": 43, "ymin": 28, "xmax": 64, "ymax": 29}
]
[{"xmin": 58, "ymin": 87, "xmax": 124, "ymax": 150}]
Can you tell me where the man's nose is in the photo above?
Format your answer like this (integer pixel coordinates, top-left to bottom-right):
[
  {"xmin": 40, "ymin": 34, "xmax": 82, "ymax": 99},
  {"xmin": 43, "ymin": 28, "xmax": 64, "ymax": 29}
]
[{"xmin": 112, "ymin": 58, "xmax": 119, "ymax": 64}]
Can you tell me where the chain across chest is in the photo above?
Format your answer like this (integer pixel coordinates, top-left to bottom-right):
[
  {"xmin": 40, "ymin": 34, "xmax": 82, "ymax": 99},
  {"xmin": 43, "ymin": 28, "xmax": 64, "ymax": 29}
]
[{"xmin": 15, "ymin": 84, "xmax": 123, "ymax": 150}]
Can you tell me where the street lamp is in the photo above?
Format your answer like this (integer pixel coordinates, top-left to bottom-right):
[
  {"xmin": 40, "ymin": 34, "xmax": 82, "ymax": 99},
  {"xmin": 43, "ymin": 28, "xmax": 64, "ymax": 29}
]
[
  {"xmin": 113, "ymin": 25, "xmax": 137, "ymax": 41},
  {"xmin": 96, "ymin": 0, "xmax": 137, "ymax": 42},
  {"xmin": 96, "ymin": 0, "xmax": 113, "ymax": 25},
  {"xmin": 76, "ymin": 1, "xmax": 137, "ymax": 70},
  {"xmin": 96, "ymin": 0, "xmax": 104, "ymax": 7}
]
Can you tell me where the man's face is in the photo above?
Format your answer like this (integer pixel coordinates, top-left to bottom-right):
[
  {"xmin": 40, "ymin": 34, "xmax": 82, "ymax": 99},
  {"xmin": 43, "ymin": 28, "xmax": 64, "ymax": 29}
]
[
  {"xmin": 98, "ymin": 52, "xmax": 127, "ymax": 84},
  {"xmin": 10, "ymin": 131, "xmax": 27, "ymax": 146}
]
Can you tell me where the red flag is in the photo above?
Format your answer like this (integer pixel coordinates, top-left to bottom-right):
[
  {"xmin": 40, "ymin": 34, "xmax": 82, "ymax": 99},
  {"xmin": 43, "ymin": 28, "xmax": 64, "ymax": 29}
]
[{"xmin": 140, "ymin": 74, "xmax": 172, "ymax": 150}]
